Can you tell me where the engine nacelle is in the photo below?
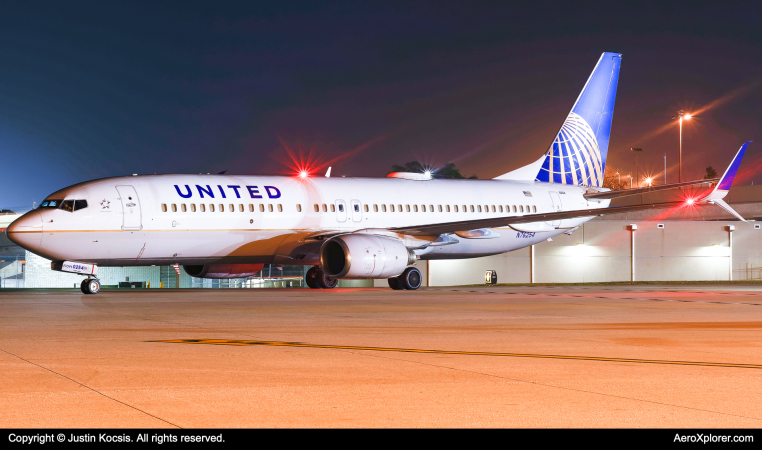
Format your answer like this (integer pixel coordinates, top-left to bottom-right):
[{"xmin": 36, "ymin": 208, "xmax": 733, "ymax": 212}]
[
  {"xmin": 183, "ymin": 264, "xmax": 264, "ymax": 279},
  {"xmin": 320, "ymin": 234, "xmax": 416, "ymax": 279}
]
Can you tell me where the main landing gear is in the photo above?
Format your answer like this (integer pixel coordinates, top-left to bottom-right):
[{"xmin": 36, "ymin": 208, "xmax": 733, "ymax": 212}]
[
  {"xmin": 80, "ymin": 278, "xmax": 101, "ymax": 295},
  {"xmin": 305, "ymin": 266, "xmax": 338, "ymax": 289},
  {"xmin": 388, "ymin": 267, "xmax": 422, "ymax": 291}
]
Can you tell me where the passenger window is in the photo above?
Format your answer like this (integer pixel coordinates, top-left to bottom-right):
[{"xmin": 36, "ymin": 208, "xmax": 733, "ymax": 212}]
[
  {"xmin": 73, "ymin": 200, "xmax": 88, "ymax": 211},
  {"xmin": 512, "ymin": 205, "xmax": 517, "ymax": 213},
  {"xmin": 364, "ymin": 204, "xmax": 369, "ymax": 212},
  {"xmin": 373, "ymin": 205, "xmax": 378, "ymax": 212},
  {"xmin": 297, "ymin": 204, "xmax": 302, "ymax": 212},
  {"xmin": 492, "ymin": 205, "xmax": 496, "ymax": 212},
  {"xmin": 330, "ymin": 204, "xmax": 335, "ymax": 212},
  {"xmin": 421, "ymin": 205, "xmax": 425, "ymax": 212},
  {"xmin": 477, "ymin": 205, "xmax": 482, "ymax": 213},
  {"xmin": 277, "ymin": 204, "xmax": 282, "ymax": 212},
  {"xmin": 200, "ymin": 204, "xmax": 206, "ymax": 212},
  {"xmin": 382, "ymin": 205, "xmax": 387, "ymax": 212},
  {"xmin": 268, "ymin": 205, "xmax": 273, "ymax": 212},
  {"xmin": 229, "ymin": 204, "xmax": 234, "ymax": 212},
  {"xmin": 322, "ymin": 204, "xmax": 327, "ymax": 212},
  {"xmin": 191, "ymin": 204, "xmax": 196, "ymax": 212},
  {"xmin": 445, "ymin": 205, "xmax": 450, "ymax": 212},
  {"xmin": 470, "ymin": 205, "xmax": 474, "ymax": 212},
  {"xmin": 519, "ymin": 205, "xmax": 524, "ymax": 213},
  {"xmin": 171, "ymin": 204, "xmax": 177, "ymax": 212},
  {"xmin": 453, "ymin": 205, "xmax": 457, "ymax": 212},
  {"xmin": 438, "ymin": 205, "xmax": 442, "ymax": 212},
  {"xmin": 390, "ymin": 205, "xmax": 395, "ymax": 212},
  {"xmin": 413, "ymin": 205, "xmax": 418, "ymax": 212},
  {"xmin": 238, "ymin": 204, "xmax": 243, "ymax": 212},
  {"xmin": 314, "ymin": 204, "xmax": 319, "ymax": 212},
  {"xmin": 499, "ymin": 205, "xmax": 503, "ymax": 213},
  {"xmin": 532, "ymin": 205, "xmax": 537, "ymax": 213},
  {"xmin": 210, "ymin": 204, "xmax": 215, "ymax": 212},
  {"xmin": 217, "ymin": 204, "xmax": 222, "ymax": 212},
  {"xmin": 405, "ymin": 205, "xmax": 410, "ymax": 212},
  {"xmin": 429, "ymin": 204, "xmax": 433, "ymax": 212},
  {"xmin": 161, "ymin": 204, "xmax": 167, "ymax": 212},
  {"xmin": 181, "ymin": 204, "xmax": 187, "ymax": 212},
  {"xmin": 462, "ymin": 205, "xmax": 467, "ymax": 212}
]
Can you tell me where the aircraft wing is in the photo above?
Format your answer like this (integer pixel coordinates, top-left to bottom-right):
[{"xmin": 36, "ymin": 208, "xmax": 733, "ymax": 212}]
[
  {"xmin": 584, "ymin": 178, "xmax": 718, "ymax": 200},
  {"xmin": 391, "ymin": 202, "xmax": 681, "ymax": 236}
]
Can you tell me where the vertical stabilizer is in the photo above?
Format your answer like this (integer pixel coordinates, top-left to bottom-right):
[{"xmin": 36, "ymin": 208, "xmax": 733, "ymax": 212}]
[{"xmin": 533, "ymin": 52, "xmax": 621, "ymax": 187}]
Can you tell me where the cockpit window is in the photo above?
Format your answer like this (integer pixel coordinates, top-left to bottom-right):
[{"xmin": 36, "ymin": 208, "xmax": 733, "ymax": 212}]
[
  {"xmin": 40, "ymin": 200, "xmax": 63, "ymax": 209},
  {"xmin": 60, "ymin": 200, "xmax": 74, "ymax": 212},
  {"xmin": 73, "ymin": 200, "xmax": 88, "ymax": 211}
]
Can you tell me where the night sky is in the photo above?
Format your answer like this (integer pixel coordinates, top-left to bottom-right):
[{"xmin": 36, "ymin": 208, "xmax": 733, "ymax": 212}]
[{"xmin": 2, "ymin": 1, "xmax": 761, "ymax": 209}]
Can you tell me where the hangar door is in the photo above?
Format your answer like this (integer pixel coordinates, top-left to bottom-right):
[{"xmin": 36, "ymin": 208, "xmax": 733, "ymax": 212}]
[{"xmin": 115, "ymin": 185, "xmax": 143, "ymax": 231}]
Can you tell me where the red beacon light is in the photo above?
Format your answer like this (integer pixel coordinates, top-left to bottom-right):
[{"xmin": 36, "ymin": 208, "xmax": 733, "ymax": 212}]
[
  {"xmin": 685, "ymin": 198, "xmax": 695, "ymax": 205},
  {"xmin": 298, "ymin": 170, "xmax": 309, "ymax": 179}
]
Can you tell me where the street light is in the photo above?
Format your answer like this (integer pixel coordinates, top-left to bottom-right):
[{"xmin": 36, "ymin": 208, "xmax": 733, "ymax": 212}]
[{"xmin": 671, "ymin": 110, "xmax": 693, "ymax": 183}]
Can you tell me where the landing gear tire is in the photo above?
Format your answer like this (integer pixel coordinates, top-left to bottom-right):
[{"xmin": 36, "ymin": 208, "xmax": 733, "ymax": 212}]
[
  {"xmin": 80, "ymin": 279, "xmax": 89, "ymax": 294},
  {"xmin": 316, "ymin": 268, "xmax": 338, "ymax": 289},
  {"xmin": 388, "ymin": 277, "xmax": 404, "ymax": 290},
  {"xmin": 305, "ymin": 267, "xmax": 321, "ymax": 289},
  {"xmin": 82, "ymin": 278, "xmax": 101, "ymax": 295},
  {"xmin": 399, "ymin": 267, "xmax": 422, "ymax": 290}
]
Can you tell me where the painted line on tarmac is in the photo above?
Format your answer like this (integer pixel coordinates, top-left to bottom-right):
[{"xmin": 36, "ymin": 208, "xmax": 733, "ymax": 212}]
[{"xmin": 151, "ymin": 339, "xmax": 762, "ymax": 370}]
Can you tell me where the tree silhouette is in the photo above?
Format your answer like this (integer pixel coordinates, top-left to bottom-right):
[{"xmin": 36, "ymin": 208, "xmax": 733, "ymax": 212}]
[{"xmin": 703, "ymin": 166, "xmax": 718, "ymax": 179}]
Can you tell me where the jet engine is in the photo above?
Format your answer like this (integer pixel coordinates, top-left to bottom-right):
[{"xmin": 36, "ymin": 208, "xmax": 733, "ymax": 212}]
[
  {"xmin": 183, "ymin": 264, "xmax": 264, "ymax": 279},
  {"xmin": 320, "ymin": 234, "xmax": 416, "ymax": 279}
]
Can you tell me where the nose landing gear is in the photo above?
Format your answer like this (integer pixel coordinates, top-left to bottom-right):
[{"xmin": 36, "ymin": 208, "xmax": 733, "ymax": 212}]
[
  {"xmin": 80, "ymin": 278, "xmax": 101, "ymax": 295},
  {"xmin": 305, "ymin": 266, "xmax": 338, "ymax": 289}
]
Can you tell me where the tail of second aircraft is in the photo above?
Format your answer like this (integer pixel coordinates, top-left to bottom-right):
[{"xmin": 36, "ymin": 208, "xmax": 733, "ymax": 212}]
[{"xmin": 496, "ymin": 52, "xmax": 622, "ymax": 187}]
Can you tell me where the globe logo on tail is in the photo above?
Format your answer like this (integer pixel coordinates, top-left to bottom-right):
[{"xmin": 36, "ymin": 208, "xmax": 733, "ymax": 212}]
[{"xmin": 536, "ymin": 112, "xmax": 604, "ymax": 187}]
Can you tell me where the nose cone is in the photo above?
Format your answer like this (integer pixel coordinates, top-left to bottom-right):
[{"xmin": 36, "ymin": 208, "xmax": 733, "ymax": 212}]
[{"xmin": 7, "ymin": 211, "xmax": 43, "ymax": 252}]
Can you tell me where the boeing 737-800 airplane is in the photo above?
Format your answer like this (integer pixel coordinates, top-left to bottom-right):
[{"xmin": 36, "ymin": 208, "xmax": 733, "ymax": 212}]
[{"xmin": 7, "ymin": 52, "xmax": 751, "ymax": 294}]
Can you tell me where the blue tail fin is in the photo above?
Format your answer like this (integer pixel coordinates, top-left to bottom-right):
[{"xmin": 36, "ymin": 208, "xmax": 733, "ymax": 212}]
[{"xmin": 535, "ymin": 52, "xmax": 622, "ymax": 187}]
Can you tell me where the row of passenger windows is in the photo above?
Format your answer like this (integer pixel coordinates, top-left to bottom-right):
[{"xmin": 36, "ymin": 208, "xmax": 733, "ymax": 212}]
[
  {"xmin": 161, "ymin": 203, "xmax": 537, "ymax": 214},
  {"xmin": 314, "ymin": 204, "xmax": 538, "ymax": 213}
]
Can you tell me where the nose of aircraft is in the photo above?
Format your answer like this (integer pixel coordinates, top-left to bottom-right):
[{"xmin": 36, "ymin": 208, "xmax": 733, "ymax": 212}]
[{"xmin": 6, "ymin": 211, "xmax": 43, "ymax": 252}]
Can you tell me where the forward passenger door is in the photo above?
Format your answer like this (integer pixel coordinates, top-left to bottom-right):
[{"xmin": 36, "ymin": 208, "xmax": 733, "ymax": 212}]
[{"xmin": 115, "ymin": 185, "xmax": 142, "ymax": 231}]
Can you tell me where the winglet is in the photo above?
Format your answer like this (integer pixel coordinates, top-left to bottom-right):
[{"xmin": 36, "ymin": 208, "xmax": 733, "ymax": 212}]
[
  {"xmin": 703, "ymin": 141, "xmax": 751, "ymax": 202},
  {"xmin": 701, "ymin": 141, "xmax": 752, "ymax": 222}
]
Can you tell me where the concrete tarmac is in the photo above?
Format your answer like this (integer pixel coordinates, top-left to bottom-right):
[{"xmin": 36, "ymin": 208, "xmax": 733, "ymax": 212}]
[{"xmin": 1, "ymin": 285, "xmax": 761, "ymax": 428}]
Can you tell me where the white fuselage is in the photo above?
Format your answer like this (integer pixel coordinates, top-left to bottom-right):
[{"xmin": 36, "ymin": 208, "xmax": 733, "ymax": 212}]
[{"xmin": 10, "ymin": 174, "xmax": 609, "ymax": 267}]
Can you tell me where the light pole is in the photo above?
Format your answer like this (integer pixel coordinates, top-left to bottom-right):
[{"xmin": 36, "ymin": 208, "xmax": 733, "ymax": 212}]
[
  {"xmin": 671, "ymin": 110, "xmax": 692, "ymax": 182},
  {"xmin": 631, "ymin": 148, "xmax": 642, "ymax": 186}
]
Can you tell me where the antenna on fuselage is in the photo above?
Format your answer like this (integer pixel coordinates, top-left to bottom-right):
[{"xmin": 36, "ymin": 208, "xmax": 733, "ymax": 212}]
[{"xmin": 325, "ymin": 167, "xmax": 332, "ymax": 178}]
